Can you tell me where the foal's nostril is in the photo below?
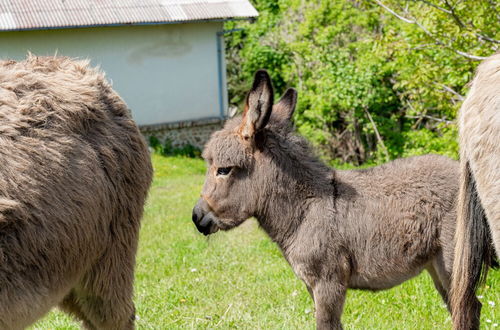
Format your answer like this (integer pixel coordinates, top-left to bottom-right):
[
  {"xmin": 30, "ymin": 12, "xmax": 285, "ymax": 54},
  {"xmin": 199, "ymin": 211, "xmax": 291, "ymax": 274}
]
[
  {"xmin": 192, "ymin": 204, "xmax": 204, "ymax": 225},
  {"xmin": 192, "ymin": 205, "xmax": 210, "ymax": 234},
  {"xmin": 192, "ymin": 199, "xmax": 218, "ymax": 235},
  {"xmin": 199, "ymin": 214, "xmax": 213, "ymax": 228}
]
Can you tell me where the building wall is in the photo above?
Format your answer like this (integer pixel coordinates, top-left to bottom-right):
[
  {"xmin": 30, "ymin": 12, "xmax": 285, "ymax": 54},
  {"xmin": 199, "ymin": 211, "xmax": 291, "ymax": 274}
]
[
  {"xmin": 141, "ymin": 118, "xmax": 225, "ymax": 151},
  {"xmin": 0, "ymin": 22, "xmax": 227, "ymax": 126}
]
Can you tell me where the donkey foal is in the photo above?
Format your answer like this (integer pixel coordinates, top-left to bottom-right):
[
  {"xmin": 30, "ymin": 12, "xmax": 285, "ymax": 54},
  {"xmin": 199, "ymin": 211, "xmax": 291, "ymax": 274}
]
[{"xmin": 192, "ymin": 70, "xmax": 463, "ymax": 329}]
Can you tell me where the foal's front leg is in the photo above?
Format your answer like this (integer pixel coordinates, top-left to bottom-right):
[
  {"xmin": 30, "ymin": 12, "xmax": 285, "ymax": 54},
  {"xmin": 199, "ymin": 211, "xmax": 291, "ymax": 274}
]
[{"xmin": 312, "ymin": 280, "xmax": 347, "ymax": 330}]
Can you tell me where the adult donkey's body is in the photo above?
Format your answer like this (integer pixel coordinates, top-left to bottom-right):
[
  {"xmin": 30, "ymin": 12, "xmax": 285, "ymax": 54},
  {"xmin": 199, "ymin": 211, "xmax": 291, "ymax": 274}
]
[
  {"xmin": 192, "ymin": 71, "xmax": 467, "ymax": 329},
  {"xmin": 451, "ymin": 53, "xmax": 500, "ymax": 330},
  {"xmin": 0, "ymin": 56, "xmax": 152, "ymax": 329}
]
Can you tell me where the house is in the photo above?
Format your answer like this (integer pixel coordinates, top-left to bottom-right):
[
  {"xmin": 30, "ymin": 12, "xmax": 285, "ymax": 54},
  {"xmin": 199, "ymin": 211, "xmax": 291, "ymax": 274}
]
[{"xmin": 0, "ymin": 0, "xmax": 258, "ymax": 149}]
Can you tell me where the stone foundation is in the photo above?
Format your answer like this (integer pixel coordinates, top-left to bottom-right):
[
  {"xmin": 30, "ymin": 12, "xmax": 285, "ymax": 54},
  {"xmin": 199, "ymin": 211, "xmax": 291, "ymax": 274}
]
[{"xmin": 140, "ymin": 117, "xmax": 225, "ymax": 151}]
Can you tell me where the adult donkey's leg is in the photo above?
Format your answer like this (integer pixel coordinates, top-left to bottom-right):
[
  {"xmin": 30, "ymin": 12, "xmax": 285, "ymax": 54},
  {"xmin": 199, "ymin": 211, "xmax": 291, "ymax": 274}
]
[
  {"xmin": 71, "ymin": 211, "xmax": 141, "ymax": 330},
  {"xmin": 312, "ymin": 280, "xmax": 346, "ymax": 330},
  {"xmin": 59, "ymin": 290, "xmax": 96, "ymax": 329},
  {"xmin": 74, "ymin": 242, "xmax": 137, "ymax": 330},
  {"xmin": 306, "ymin": 284, "xmax": 314, "ymax": 301}
]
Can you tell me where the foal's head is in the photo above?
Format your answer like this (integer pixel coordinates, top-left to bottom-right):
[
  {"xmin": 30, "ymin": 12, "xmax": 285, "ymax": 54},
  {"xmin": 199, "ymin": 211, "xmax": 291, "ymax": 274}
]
[{"xmin": 192, "ymin": 70, "xmax": 320, "ymax": 236}]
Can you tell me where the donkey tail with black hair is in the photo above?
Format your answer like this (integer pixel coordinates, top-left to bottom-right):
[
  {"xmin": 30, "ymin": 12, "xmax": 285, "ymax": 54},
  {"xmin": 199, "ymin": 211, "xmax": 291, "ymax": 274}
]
[{"xmin": 450, "ymin": 161, "xmax": 497, "ymax": 330}]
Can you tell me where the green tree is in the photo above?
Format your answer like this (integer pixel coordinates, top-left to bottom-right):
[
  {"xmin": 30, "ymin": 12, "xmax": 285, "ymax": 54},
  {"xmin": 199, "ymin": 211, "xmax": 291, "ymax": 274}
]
[{"xmin": 224, "ymin": 0, "xmax": 499, "ymax": 165}]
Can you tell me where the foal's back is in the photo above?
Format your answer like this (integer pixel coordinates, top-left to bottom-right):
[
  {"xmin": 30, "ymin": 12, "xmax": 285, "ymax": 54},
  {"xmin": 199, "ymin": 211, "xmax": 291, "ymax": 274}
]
[{"xmin": 335, "ymin": 154, "xmax": 458, "ymax": 290}]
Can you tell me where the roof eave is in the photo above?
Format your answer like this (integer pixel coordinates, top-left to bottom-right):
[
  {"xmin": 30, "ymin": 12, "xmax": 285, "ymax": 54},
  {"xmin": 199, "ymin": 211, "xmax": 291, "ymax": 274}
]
[{"xmin": 0, "ymin": 16, "xmax": 257, "ymax": 33}]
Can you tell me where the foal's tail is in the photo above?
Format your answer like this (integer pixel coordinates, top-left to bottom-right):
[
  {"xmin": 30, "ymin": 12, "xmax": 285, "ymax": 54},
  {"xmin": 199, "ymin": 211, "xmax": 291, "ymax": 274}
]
[{"xmin": 450, "ymin": 161, "xmax": 497, "ymax": 330}]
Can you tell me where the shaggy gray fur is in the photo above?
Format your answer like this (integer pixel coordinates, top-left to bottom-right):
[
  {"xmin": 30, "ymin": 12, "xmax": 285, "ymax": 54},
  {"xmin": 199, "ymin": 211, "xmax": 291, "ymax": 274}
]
[{"xmin": 0, "ymin": 56, "xmax": 152, "ymax": 329}]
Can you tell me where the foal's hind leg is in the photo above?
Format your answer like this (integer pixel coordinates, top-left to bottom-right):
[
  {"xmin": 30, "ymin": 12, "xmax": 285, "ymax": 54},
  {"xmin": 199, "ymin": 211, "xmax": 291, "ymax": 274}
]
[{"xmin": 426, "ymin": 261, "xmax": 450, "ymax": 311}]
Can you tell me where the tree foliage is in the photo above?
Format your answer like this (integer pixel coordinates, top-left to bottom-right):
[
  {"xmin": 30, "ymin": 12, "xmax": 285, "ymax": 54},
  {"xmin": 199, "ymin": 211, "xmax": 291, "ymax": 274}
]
[{"xmin": 224, "ymin": 0, "xmax": 499, "ymax": 165}]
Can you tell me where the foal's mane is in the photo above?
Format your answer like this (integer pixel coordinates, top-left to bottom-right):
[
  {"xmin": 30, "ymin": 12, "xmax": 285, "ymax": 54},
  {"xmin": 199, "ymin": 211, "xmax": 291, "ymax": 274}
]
[{"xmin": 260, "ymin": 122, "xmax": 335, "ymax": 196}]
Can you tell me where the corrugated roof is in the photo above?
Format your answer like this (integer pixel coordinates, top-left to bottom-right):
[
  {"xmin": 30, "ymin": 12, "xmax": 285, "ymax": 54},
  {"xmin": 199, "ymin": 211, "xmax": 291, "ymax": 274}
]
[{"xmin": 0, "ymin": 0, "xmax": 258, "ymax": 31}]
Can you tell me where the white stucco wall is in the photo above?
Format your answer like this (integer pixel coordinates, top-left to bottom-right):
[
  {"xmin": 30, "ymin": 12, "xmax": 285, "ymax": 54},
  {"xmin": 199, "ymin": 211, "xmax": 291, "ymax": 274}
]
[{"xmin": 0, "ymin": 22, "xmax": 227, "ymax": 126}]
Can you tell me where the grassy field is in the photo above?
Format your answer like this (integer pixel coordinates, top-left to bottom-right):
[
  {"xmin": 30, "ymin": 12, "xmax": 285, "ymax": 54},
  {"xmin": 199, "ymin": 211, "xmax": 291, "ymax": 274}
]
[{"xmin": 33, "ymin": 155, "xmax": 499, "ymax": 329}]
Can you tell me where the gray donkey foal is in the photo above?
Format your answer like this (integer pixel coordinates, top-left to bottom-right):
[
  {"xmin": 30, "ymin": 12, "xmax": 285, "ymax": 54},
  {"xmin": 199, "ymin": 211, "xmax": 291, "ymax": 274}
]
[{"xmin": 192, "ymin": 70, "xmax": 464, "ymax": 329}]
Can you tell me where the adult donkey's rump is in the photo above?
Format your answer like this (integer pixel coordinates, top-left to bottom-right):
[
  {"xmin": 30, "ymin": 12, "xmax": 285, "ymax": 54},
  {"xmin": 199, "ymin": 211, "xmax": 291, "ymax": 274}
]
[
  {"xmin": 0, "ymin": 56, "xmax": 152, "ymax": 329},
  {"xmin": 450, "ymin": 53, "xmax": 500, "ymax": 330},
  {"xmin": 192, "ymin": 70, "xmax": 464, "ymax": 329}
]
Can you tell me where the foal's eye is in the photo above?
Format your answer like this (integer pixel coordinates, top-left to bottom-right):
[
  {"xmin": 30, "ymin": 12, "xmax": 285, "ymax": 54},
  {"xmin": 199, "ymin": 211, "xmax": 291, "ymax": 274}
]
[{"xmin": 216, "ymin": 167, "xmax": 233, "ymax": 176}]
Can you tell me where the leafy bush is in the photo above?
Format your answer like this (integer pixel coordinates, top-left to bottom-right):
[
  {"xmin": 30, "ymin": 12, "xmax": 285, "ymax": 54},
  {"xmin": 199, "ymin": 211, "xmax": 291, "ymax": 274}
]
[{"xmin": 149, "ymin": 136, "xmax": 201, "ymax": 158}]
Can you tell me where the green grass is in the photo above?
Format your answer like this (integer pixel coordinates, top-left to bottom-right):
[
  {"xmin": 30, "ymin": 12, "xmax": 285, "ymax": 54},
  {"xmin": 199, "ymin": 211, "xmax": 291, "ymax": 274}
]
[{"xmin": 33, "ymin": 155, "xmax": 499, "ymax": 329}]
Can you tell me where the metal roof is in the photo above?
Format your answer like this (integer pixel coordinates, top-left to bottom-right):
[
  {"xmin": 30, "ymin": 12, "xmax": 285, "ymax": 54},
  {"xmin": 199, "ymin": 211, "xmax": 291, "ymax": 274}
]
[{"xmin": 0, "ymin": 0, "xmax": 258, "ymax": 31}]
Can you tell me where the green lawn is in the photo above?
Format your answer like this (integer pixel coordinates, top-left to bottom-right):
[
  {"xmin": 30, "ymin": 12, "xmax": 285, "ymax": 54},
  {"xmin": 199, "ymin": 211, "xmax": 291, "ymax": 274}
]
[{"xmin": 33, "ymin": 155, "xmax": 499, "ymax": 329}]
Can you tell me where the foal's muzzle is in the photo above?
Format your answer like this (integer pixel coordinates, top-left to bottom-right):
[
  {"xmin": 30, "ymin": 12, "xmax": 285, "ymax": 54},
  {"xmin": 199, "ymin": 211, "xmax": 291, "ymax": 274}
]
[{"xmin": 192, "ymin": 198, "xmax": 219, "ymax": 236}]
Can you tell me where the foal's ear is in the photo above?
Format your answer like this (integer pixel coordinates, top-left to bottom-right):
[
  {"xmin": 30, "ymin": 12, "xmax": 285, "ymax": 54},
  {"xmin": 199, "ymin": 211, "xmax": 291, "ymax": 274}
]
[
  {"xmin": 239, "ymin": 70, "xmax": 274, "ymax": 142},
  {"xmin": 271, "ymin": 88, "xmax": 297, "ymax": 125}
]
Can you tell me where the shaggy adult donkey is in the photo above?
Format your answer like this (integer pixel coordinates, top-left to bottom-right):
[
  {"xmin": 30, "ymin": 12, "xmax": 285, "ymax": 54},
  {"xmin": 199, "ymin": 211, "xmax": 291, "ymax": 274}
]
[
  {"xmin": 0, "ymin": 56, "xmax": 152, "ymax": 329},
  {"xmin": 451, "ymin": 53, "xmax": 500, "ymax": 330},
  {"xmin": 192, "ymin": 70, "xmax": 465, "ymax": 329}
]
